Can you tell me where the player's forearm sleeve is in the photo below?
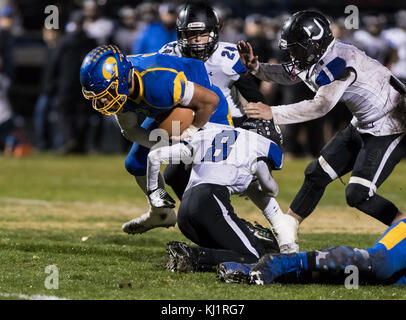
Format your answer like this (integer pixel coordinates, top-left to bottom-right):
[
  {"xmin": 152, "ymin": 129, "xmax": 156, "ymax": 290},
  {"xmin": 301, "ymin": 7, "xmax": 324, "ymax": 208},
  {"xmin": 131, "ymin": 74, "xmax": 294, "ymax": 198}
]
[
  {"xmin": 115, "ymin": 112, "xmax": 156, "ymax": 148},
  {"xmin": 254, "ymin": 63, "xmax": 301, "ymax": 85},
  {"xmin": 252, "ymin": 160, "xmax": 279, "ymax": 196},
  {"xmin": 146, "ymin": 142, "xmax": 193, "ymax": 191},
  {"xmin": 272, "ymin": 72, "xmax": 355, "ymax": 125}
]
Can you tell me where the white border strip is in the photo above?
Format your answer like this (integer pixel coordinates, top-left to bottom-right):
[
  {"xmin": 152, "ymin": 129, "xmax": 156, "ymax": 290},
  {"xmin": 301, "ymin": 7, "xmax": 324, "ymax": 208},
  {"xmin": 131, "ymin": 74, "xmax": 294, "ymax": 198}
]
[{"xmin": 0, "ymin": 292, "xmax": 68, "ymax": 300}]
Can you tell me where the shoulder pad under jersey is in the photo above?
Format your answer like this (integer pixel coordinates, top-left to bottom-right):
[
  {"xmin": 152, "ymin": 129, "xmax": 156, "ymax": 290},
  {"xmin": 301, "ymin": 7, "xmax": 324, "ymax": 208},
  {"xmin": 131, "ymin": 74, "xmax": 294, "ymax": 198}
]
[
  {"xmin": 210, "ymin": 42, "xmax": 247, "ymax": 76},
  {"xmin": 315, "ymin": 41, "xmax": 353, "ymax": 86}
]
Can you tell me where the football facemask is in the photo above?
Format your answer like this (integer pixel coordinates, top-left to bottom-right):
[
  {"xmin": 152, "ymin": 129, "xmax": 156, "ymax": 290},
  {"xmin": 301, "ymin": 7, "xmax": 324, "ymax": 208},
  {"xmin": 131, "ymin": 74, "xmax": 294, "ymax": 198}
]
[
  {"xmin": 82, "ymin": 79, "xmax": 127, "ymax": 116},
  {"xmin": 178, "ymin": 29, "xmax": 218, "ymax": 60}
]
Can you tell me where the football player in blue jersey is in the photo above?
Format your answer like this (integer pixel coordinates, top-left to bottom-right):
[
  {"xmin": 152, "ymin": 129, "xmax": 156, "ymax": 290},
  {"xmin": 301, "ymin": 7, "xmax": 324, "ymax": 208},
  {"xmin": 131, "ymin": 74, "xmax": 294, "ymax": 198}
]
[
  {"xmin": 218, "ymin": 218, "xmax": 406, "ymax": 286},
  {"xmin": 80, "ymin": 44, "xmax": 231, "ymax": 234}
]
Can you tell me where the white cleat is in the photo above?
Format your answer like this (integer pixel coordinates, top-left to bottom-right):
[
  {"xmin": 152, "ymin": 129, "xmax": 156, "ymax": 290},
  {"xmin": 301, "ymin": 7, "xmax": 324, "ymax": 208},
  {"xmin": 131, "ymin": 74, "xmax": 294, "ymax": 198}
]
[
  {"xmin": 122, "ymin": 207, "xmax": 177, "ymax": 234},
  {"xmin": 269, "ymin": 213, "xmax": 299, "ymax": 254}
]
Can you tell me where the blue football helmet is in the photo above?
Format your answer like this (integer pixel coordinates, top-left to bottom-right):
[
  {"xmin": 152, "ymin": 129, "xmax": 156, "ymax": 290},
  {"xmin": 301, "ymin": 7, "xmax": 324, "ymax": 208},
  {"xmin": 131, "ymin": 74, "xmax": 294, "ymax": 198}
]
[{"xmin": 80, "ymin": 45, "xmax": 133, "ymax": 115}]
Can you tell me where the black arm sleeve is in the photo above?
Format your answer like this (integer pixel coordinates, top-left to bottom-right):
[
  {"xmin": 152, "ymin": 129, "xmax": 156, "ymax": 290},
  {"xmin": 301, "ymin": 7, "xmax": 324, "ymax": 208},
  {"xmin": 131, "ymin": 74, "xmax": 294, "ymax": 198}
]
[{"xmin": 234, "ymin": 73, "xmax": 266, "ymax": 104}]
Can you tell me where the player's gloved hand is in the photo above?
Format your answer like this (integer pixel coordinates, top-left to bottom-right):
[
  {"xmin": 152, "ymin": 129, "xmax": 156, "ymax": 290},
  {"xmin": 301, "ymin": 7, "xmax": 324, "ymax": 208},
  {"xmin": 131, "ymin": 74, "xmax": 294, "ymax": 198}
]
[
  {"xmin": 171, "ymin": 124, "xmax": 199, "ymax": 140},
  {"xmin": 147, "ymin": 188, "xmax": 176, "ymax": 209},
  {"xmin": 237, "ymin": 40, "xmax": 259, "ymax": 74}
]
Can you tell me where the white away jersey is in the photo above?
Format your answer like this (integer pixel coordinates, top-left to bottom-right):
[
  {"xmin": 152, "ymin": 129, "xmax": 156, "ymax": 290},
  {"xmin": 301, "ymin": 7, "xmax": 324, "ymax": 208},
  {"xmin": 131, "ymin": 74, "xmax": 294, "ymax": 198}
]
[
  {"xmin": 297, "ymin": 40, "xmax": 403, "ymax": 136},
  {"xmin": 182, "ymin": 123, "xmax": 282, "ymax": 194},
  {"xmin": 159, "ymin": 41, "xmax": 247, "ymax": 118}
]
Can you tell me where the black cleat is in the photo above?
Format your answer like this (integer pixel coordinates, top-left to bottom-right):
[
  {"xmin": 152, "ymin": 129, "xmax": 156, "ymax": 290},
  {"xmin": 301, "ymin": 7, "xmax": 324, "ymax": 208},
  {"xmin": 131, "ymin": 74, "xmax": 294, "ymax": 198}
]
[
  {"xmin": 217, "ymin": 262, "xmax": 253, "ymax": 284},
  {"xmin": 166, "ymin": 241, "xmax": 198, "ymax": 273}
]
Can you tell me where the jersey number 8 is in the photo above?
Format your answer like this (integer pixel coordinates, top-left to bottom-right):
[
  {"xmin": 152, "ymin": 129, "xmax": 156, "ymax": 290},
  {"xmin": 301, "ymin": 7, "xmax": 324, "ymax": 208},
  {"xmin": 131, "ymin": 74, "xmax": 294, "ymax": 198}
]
[{"xmin": 201, "ymin": 130, "xmax": 240, "ymax": 162}]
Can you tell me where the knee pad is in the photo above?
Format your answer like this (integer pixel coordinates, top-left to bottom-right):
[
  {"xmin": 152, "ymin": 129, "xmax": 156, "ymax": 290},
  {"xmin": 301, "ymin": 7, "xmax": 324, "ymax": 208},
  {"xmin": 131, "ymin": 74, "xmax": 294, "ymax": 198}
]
[
  {"xmin": 290, "ymin": 160, "xmax": 332, "ymax": 219},
  {"xmin": 304, "ymin": 159, "xmax": 332, "ymax": 189},
  {"xmin": 345, "ymin": 183, "xmax": 370, "ymax": 207}
]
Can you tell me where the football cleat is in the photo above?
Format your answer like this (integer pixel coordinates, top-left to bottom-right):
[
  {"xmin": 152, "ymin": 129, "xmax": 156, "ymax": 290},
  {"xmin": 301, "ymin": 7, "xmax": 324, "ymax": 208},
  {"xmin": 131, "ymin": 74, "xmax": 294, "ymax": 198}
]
[
  {"xmin": 269, "ymin": 213, "xmax": 299, "ymax": 253},
  {"xmin": 248, "ymin": 252, "xmax": 301, "ymax": 285},
  {"xmin": 217, "ymin": 262, "xmax": 253, "ymax": 284},
  {"xmin": 166, "ymin": 241, "xmax": 198, "ymax": 273},
  {"xmin": 122, "ymin": 206, "xmax": 177, "ymax": 234},
  {"xmin": 248, "ymin": 254, "xmax": 281, "ymax": 285},
  {"xmin": 241, "ymin": 219, "xmax": 280, "ymax": 254}
]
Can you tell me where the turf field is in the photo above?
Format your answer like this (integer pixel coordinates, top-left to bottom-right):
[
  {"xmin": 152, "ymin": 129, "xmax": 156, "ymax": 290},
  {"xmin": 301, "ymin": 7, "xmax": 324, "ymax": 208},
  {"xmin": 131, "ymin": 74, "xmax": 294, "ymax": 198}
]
[{"xmin": 1, "ymin": 154, "xmax": 405, "ymax": 300}]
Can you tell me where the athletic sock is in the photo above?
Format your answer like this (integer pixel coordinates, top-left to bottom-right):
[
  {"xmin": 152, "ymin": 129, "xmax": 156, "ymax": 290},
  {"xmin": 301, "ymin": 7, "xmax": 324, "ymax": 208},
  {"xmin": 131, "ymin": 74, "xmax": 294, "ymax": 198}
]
[{"xmin": 263, "ymin": 197, "xmax": 284, "ymax": 221}]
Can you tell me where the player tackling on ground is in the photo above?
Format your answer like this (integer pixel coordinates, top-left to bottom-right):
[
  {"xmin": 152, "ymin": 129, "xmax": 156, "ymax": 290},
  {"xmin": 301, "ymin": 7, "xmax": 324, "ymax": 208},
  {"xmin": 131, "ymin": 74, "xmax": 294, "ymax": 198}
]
[
  {"xmin": 144, "ymin": 121, "xmax": 283, "ymax": 272},
  {"xmin": 238, "ymin": 10, "xmax": 406, "ymax": 252}
]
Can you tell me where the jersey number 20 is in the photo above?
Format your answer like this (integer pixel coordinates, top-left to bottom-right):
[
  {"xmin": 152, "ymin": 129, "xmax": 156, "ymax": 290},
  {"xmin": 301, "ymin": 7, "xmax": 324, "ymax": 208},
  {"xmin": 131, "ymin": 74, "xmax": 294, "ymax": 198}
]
[{"xmin": 202, "ymin": 130, "xmax": 240, "ymax": 162}]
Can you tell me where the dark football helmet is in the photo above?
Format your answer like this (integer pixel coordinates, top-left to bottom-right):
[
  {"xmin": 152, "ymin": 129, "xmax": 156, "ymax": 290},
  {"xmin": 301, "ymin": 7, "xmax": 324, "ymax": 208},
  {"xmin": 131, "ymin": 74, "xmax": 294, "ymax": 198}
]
[
  {"xmin": 176, "ymin": 2, "xmax": 220, "ymax": 61},
  {"xmin": 278, "ymin": 10, "xmax": 334, "ymax": 76}
]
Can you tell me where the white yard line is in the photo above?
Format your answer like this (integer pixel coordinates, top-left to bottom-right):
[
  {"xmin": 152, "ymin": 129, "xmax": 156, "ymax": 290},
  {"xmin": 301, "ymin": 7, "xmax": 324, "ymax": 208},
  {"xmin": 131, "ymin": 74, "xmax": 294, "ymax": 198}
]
[{"xmin": 0, "ymin": 292, "xmax": 68, "ymax": 300}]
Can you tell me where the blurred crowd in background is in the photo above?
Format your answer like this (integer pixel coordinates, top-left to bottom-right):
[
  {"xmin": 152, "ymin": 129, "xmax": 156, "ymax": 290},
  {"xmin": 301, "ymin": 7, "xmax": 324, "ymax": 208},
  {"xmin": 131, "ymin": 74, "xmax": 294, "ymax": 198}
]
[{"xmin": 0, "ymin": 0, "xmax": 406, "ymax": 158}]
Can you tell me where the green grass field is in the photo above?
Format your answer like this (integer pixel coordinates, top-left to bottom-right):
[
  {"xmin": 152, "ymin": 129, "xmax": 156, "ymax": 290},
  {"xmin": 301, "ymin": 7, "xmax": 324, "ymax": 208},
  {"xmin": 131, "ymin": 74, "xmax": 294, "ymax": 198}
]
[{"xmin": 1, "ymin": 154, "xmax": 405, "ymax": 300}]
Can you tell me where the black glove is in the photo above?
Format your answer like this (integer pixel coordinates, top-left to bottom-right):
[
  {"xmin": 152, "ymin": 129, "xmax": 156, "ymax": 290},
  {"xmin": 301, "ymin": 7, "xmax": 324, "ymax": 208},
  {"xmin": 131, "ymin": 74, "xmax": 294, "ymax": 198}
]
[{"xmin": 240, "ymin": 117, "xmax": 283, "ymax": 147}]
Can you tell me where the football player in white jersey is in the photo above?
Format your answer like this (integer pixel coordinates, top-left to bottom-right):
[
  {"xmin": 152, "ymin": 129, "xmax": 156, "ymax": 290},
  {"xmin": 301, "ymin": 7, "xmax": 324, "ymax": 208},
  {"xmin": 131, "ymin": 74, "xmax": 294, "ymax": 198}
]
[
  {"xmin": 238, "ymin": 10, "xmax": 406, "ymax": 253},
  {"xmin": 145, "ymin": 121, "xmax": 284, "ymax": 272}
]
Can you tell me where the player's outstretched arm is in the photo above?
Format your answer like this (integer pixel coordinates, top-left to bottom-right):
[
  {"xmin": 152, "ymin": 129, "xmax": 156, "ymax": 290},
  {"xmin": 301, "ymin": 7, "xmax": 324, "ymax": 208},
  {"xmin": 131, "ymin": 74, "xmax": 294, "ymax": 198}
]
[
  {"xmin": 244, "ymin": 70, "xmax": 356, "ymax": 124},
  {"xmin": 237, "ymin": 40, "xmax": 259, "ymax": 73},
  {"xmin": 146, "ymin": 143, "xmax": 193, "ymax": 208},
  {"xmin": 146, "ymin": 143, "xmax": 193, "ymax": 192},
  {"xmin": 253, "ymin": 159, "xmax": 279, "ymax": 197},
  {"xmin": 237, "ymin": 40, "xmax": 300, "ymax": 85}
]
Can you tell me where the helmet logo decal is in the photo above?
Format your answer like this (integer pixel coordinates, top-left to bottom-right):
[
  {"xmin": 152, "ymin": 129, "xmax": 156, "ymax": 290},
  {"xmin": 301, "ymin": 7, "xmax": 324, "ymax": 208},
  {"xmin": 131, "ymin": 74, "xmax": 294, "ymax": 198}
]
[
  {"xmin": 102, "ymin": 56, "xmax": 118, "ymax": 80},
  {"xmin": 279, "ymin": 38, "xmax": 288, "ymax": 49},
  {"xmin": 303, "ymin": 19, "xmax": 324, "ymax": 40},
  {"xmin": 187, "ymin": 22, "xmax": 205, "ymax": 28}
]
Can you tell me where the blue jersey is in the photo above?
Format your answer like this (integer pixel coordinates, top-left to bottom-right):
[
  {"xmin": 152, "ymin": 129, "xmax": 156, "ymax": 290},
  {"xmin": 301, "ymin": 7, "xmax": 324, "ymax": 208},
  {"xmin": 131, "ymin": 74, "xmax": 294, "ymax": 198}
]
[
  {"xmin": 367, "ymin": 218, "xmax": 406, "ymax": 284},
  {"xmin": 122, "ymin": 53, "xmax": 232, "ymax": 125}
]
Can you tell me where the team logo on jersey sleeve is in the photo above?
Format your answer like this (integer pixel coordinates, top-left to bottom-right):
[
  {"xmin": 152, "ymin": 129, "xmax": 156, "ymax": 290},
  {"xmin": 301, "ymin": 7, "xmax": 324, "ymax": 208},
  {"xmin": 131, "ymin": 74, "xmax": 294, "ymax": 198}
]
[{"xmin": 102, "ymin": 57, "xmax": 118, "ymax": 80}]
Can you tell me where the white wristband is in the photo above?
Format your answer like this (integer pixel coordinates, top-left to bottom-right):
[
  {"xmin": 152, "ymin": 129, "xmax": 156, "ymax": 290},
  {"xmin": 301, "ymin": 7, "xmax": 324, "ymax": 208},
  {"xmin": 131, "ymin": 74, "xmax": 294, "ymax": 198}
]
[{"xmin": 180, "ymin": 124, "xmax": 199, "ymax": 139}]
